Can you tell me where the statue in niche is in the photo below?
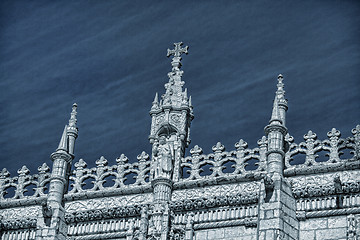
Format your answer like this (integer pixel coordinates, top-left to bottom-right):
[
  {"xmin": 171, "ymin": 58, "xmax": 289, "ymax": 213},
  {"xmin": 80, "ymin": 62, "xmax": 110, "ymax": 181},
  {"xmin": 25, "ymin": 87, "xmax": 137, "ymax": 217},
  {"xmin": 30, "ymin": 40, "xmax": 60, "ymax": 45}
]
[{"xmin": 153, "ymin": 136, "xmax": 174, "ymax": 179}]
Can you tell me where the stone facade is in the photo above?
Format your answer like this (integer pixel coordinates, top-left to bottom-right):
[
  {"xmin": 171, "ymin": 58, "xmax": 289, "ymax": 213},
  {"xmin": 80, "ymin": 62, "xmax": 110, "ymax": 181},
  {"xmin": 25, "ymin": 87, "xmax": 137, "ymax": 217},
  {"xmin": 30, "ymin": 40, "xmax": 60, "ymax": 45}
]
[{"xmin": 1, "ymin": 42, "xmax": 359, "ymax": 240}]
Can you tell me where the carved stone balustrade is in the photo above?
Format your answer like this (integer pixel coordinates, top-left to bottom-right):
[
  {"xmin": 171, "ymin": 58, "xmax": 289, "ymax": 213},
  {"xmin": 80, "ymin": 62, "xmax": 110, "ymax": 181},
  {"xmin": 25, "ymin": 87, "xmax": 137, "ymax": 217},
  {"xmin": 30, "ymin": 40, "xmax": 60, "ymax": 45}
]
[
  {"xmin": 0, "ymin": 163, "xmax": 51, "ymax": 202},
  {"xmin": 67, "ymin": 152, "xmax": 151, "ymax": 197},
  {"xmin": 284, "ymin": 126, "xmax": 360, "ymax": 176},
  {"xmin": 179, "ymin": 138, "xmax": 267, "ymax": 183}
]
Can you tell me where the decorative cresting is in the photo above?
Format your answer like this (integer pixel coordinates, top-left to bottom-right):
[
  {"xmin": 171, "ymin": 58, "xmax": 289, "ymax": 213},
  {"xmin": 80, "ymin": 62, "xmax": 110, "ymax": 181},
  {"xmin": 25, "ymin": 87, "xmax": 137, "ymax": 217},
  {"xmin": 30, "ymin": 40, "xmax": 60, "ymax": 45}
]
[
  {"xmin": 180, "ymin": 138, "xmax": 267, "ymax": 181},
  {"xmin": 0, "ymin": 163, "xmax": 51, "ymax": 201},
  {"xmin": 68, "ymin": 152, "xmax": 151, "ymax": 194},
  {"xmin": 284, "ymin": 125, "xmax": 360, "ymax": 176}
]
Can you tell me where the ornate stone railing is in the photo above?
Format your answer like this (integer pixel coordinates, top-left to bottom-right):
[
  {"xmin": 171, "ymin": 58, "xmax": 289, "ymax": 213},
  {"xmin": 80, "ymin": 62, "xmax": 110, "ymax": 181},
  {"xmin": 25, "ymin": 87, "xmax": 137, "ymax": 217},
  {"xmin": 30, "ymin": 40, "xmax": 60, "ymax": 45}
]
[
  {"xmin": 0, "ymin": 163, "xmax": 51, "ymax": 201},
  {"xmin": 67, "ymin": 152, "xmax": 151, "ymax": 195},
  {"xmin": 179, "ymin": 137, "xmax": 267, "ymax": 181},
  {"xmin": 284, "ymin": 125, "xmax": 360, "ymax": 175}
]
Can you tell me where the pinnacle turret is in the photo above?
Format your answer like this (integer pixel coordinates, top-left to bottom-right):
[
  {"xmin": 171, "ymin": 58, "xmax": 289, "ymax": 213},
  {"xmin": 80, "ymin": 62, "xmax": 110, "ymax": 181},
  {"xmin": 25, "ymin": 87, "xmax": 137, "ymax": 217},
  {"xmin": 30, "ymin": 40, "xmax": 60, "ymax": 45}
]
[{"xmin": 265, "ymin": 74, "xmax": 287, "ymax": 135}]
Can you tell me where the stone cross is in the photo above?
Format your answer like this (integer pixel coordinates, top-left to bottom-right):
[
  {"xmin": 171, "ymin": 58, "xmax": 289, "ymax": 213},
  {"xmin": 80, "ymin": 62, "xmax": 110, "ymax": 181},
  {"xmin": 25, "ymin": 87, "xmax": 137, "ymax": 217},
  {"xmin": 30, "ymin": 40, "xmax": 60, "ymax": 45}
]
[{"xmin": 167, "ymin": 42, "xmax": 188, "ymax": 58}]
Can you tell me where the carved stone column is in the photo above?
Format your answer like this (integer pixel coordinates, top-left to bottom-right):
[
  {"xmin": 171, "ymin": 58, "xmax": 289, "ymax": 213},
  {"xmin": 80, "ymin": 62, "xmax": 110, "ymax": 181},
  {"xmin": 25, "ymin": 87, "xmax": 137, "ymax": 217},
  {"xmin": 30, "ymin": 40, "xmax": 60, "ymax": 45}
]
[{"xmin": 149, "ymin": 178, "xmax": 173, "ymax": 240}]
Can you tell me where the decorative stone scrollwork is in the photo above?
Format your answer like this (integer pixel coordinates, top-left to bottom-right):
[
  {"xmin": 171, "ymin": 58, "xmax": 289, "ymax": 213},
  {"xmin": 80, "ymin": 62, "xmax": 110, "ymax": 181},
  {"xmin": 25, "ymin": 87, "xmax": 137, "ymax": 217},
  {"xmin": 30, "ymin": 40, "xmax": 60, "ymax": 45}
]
[
  {"xmin": 180, "ymin": 138, "xmax": 266, "ymax": 181},
  {"xmin": 347, "ymin": 214, "xmax": 359, "ymax": 240},
  {"xmin": 0, "ymin": 163, "xmax": 51, "ymax": 200},
  {"xmin": 291, "ymin": 176, "xmax": 360, "ymax": 199},
  {"xmin": 68, "ymin": 153, "xmax": 151, "ymax": 194},
  {"xmin": 65, "ymin": 205, "xmax": 143, "ymax": 224},
  {"xmin": 169, "ymin": 225, "xmax": 185, "ymax": 240},
  {"xmin": 0, "ymin": 217, "xmax": 37, "ymax": 230},
  {"xmin": 169, "ymin": 192, "xmax": 258, "ymax": 212}
]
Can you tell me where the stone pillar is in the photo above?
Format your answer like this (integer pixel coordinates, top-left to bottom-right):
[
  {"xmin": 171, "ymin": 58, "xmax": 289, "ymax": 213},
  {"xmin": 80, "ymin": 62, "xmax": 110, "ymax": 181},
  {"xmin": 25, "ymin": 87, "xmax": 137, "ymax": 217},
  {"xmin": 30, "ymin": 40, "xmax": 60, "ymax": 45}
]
[
  {"xmin": 138, "ymin": 205, "xmax": 149, "ymax": 240},
  {"xmin": 149, "ymin": 178, "xmax": 173, "ymax": 240}
]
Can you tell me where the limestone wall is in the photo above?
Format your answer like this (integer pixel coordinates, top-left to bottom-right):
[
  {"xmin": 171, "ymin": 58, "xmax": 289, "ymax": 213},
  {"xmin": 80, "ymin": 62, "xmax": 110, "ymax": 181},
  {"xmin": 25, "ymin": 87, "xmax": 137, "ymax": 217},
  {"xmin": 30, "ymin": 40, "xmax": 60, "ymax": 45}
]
[
  {"xmin": 299, "ymin": 216, "xmax": 348, "ymax": 240},
  {"xmin": 194, "ymin": 226, "xmax": 256, "ymax": 240}
]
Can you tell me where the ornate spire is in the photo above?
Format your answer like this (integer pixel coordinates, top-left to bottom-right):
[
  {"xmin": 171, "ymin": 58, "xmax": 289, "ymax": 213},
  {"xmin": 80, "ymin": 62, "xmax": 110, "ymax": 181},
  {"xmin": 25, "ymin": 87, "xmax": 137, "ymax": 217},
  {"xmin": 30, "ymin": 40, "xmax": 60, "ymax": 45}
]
[
  {"xmin": 149, "ymin": 42, "xmax": 193, "ymax": 150},
  {"xmin": 57, "ymin": 125, "xmax": 68, "ymax": 152},
  {"xmin": 268, "ymin": 75, "xmax": 285, "ymax": 126},
  {"xmin": 161, "ymin": 42, "xmax": 189, "ymax": 108},
  {"xmin": 264, "ymin": 74, "xmax": 287, "ymax": 135}
]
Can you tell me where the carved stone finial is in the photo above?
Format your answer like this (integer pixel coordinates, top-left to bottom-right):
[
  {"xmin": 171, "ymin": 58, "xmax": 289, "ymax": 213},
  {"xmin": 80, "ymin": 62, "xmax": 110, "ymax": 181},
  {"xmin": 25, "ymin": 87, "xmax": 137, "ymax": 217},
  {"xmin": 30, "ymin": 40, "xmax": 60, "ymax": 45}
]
[
  {"xmin": 74, "ymin": 159, "xmax": 87, "ymax": 170},
  {"xmin": 212, "ymin": 142, "xmax": 225, "ymax": 153},
  {"xmin": 235, "ymin": 139, "xmax": 248, "ymax": 150},
  {"xmin": 137, "ymin": 151, "xmax": 150, "ymax": 162},
  {"xmin": 276, "ymin": 74, "xmax": 286, "ymax": 101},
  {"xmin": 257, "ymin": 136, "xmax": 268, "ymax": 147},
  {"xmin": 68, "ymin": 103, "xmax": 78, "ymax": 128},
  {"xmin": 352, "ymin": 124, "xmax": 360, "ymax": 136},
  {"xmin": 327, "ymin": 128, "xmax": 341, "ymax": 139},
  {"xmin": 95, "ymin": 156, "xmax": 108, "ymax": 167},
  {"xmin": 190, "ymin": 145, "xmax": 203, "ymax": 155},
  {"xmin": 167, "ymin": 42, "xmax": 188, "ymax": 58},
  {"xmin": 0, "ymin": 168, "xmax": 10, "ymax": 178},
  {"xmin": 304, "ymin": 130, "xmax": 317, "ymax": 141},
  {"xmin": 38, "ymin": 163, "xmax": 50, "ymax": 173},
  {"xmin": 151, "ymin": 93, "xmax": 159, "ymax": 111},
  {"xmin": 116, "ymin": 154, "xmax": 129, "ymax": 165},
  {"xmin": 17, "ymin": 165, "xmax": 30, "ymax": 176}
]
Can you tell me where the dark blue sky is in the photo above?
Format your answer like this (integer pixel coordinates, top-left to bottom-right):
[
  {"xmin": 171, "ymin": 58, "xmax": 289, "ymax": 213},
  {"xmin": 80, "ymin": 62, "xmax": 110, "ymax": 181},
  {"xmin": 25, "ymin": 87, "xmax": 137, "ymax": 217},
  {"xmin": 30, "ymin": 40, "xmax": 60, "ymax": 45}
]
[{"xmin": 0, "ymin": 1, "xmax": 359, "ymax": 175}]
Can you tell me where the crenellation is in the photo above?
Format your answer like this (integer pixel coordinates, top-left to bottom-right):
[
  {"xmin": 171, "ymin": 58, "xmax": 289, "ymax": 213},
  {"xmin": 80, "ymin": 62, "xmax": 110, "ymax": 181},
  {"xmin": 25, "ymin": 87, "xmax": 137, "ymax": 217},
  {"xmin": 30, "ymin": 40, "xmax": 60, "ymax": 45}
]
[{"xmin": 0, "ymin": 43, "xmax": 359, "ymax": 240}]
